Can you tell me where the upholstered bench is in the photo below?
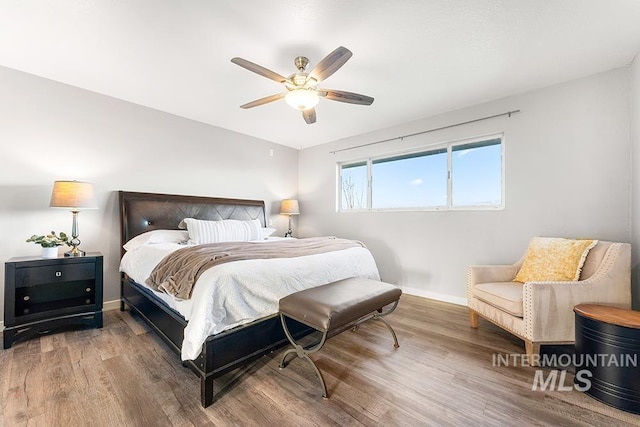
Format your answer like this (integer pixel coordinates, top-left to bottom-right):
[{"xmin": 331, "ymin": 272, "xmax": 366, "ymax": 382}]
[{"xmin": 278, "ymin": 277, "xmax": 402, "ymax": 398}]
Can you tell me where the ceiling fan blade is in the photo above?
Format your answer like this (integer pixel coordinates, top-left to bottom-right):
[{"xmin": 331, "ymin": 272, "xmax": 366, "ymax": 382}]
[
  {"xmin": 319, "ymin": 89, "xmax": 374, "ymax": 105},
  {"xmin": 308, "ymin": 46, "xmax": 353, "ymax": 83},
  {"xmin": 240, "ymin": 93, "xmax": 285, "ymax": 109},
  {"xmin": 231, "ymin": 57, "xmax": 290, "ymax": 84},
  {"xmin": 302, "ymin": 108, "xmax": 317, "ymax": 124}
]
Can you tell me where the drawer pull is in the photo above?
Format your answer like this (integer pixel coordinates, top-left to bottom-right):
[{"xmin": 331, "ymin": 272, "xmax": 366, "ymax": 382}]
[
  {"xmin": 55, "ymin": 271, "xmax": 62, "ymax": 277},
  {"xmin": 86, "ymin": 287, "xmax": 92, "ymax": 293},
  {"xmin": 23, "ymin": 295, "xmax": 30, "ymax": 301}
]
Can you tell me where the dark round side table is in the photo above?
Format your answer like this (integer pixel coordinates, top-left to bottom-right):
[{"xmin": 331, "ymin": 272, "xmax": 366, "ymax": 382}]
[{"xmin": 574, "ymin": 304, "xmax": 640, "ymax": 415}]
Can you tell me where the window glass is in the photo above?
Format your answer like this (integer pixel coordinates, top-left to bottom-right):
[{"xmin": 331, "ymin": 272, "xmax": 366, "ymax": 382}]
[
  {"xmin": 451, "ymin": 139, "xmax": 502, "ymax": 207},
  {"xmin": 340, "ymin": 161, "xmax": 367, "ymax": 210},
  {"xmin": 371, "ymin": 149, "xmax": 447, "ymax": 209}
]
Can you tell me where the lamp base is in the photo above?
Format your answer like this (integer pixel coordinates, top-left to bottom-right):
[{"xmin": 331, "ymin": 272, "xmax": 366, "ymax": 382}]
[
  {"xmin": 65, "ymin": 247, "xmax": 85, "ymax": 257},
  {"xmin": 284, "ymin": 214, "xmax": 294, "ymax": 238}
]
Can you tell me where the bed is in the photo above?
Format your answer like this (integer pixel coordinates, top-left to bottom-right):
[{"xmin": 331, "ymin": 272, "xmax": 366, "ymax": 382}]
[{"xmin": 118, "ymin": 191, "xmax": 379, "ymax": 407}]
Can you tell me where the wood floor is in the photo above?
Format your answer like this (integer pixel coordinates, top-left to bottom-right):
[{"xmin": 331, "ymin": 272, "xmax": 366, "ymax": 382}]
[{"xmin": 1, "ymin": 295, "xmax": 639, "ymax": 426}]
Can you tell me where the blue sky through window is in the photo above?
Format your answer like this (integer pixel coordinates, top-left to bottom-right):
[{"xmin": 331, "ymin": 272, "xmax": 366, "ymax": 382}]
[
  {"xmin": 452, "ymin": 143, "xmax": 502, "ymax": 206},
  {"xmin": 372, "ymin": 150, "xmax": 447, "ymax": 208}
]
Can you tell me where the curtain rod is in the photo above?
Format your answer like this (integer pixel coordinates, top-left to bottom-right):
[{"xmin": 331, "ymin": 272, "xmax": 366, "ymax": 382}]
[{"xmin": 329, "ymin": 109, "xmax": 521, "ymax": 154}]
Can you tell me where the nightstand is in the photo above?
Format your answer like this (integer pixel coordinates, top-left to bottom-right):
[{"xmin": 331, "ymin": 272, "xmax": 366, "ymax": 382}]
[{"xmin": 3, "ymin": 252, "xmax": 103, "ymax": 349}]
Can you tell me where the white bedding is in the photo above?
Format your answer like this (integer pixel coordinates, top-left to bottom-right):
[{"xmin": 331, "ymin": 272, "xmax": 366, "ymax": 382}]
[{"xmin": 119, "ymin": 239, "xmax": 380, "ymax": 360}]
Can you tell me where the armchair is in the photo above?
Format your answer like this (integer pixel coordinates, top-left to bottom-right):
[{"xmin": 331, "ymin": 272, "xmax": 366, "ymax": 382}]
[{"xmin": 467, "ymin": 241, "xmax": 631, "ymax": 365}]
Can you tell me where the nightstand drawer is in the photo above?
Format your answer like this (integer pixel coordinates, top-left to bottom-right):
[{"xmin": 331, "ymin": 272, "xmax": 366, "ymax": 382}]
[
  {"xmin": 15, "ymin": 262, "xmax": 95, "ymax": 287},
  {"xmin": 16, "ymin": 281, "xmax": 95, "ymax": 304},
  {"xmin": 15, "ymin": 281, "xmax": 95, "ymax": 317}
]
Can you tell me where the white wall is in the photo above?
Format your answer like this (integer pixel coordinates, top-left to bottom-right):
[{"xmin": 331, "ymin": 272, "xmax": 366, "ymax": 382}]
[
  {"xmin": 631, "ymin": 53, "xmax": 640, "ymax": 310},
  {"xmin": 1, "ymin": 63, "xmax": 634, "ymax": 324},
  {"xmin": 299, "ymin": 68, "xmax": 632, "ymax": 304},
  {"xmin": 0, "ymin": 65, "xmax": 299, "ymax": 321}
]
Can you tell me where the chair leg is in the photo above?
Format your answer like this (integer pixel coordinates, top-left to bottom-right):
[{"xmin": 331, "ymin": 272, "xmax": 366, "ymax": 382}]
[
  {"xmin": 525, "ymin": 340, "xmax": 540, "ymax": 367},
  {"xmin": 469, "ymin": 310, "xmax": 479, "ymax": 328}
]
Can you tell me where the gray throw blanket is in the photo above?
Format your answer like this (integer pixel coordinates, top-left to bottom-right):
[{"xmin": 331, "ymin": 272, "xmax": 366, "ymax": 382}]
[{"xmin": 146, "ymin": 237, "xmax": 365, "ymax": 299}]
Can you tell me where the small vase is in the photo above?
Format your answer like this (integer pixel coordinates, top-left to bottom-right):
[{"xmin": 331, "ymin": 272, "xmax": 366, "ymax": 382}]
[{"xmin": 41, "ymin": 247, "xmax": 58, "ymax": 258}]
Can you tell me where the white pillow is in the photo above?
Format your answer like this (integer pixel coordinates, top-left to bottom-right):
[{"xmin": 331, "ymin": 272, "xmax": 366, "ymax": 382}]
[
  {"xmin": 260, "ymin": 227, "xmax": 277, "ymax": 239},
  {"xmin": 123, "ymin": 230, "xmax": 189, "ymax": 251},
  {"xmin": 182, "ymin": 218, "xmax": 262, "ymax": 244}
]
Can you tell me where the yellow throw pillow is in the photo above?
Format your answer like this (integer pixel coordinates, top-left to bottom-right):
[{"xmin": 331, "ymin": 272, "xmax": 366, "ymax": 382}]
[{"xmin": 514, "ymin": 237, "xmax": 598, "ymax": 283}]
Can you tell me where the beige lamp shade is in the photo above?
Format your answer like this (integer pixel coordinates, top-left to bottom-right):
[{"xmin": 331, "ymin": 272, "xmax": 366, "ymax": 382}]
[
  {"xmin": 280, "ymin": 199, "xmax": 300, "ymax": 215},
  {"xmin": 50, "ymin": 181, "xmax": 98, "ymax": 209}
]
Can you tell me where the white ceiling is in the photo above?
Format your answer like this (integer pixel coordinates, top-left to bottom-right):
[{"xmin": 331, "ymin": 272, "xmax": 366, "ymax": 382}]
[{"xmin": 1, "ymin": 1, "xmax": 640, "ymax": 149}]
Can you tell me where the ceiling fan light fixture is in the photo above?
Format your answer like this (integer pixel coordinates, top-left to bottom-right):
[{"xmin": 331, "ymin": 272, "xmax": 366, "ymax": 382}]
[
  {"xmin": 285, "ymin": 89, "xmax": 319, "ymax": 111},
  {"xmin": 232, "ymin": 46, "xmax": 373, "ymax": 123}
]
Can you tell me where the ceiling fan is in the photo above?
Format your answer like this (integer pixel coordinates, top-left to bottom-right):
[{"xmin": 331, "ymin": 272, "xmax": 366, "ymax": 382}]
[{"xmin": 231, "ymin": 46, "xmax": 374, "ymax": 124}]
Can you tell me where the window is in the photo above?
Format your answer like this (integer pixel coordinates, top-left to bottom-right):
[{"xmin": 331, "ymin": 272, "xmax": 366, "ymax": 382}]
[{"xmin": 339, "ymin": 135, "xmax": 503, "ymax": 211}]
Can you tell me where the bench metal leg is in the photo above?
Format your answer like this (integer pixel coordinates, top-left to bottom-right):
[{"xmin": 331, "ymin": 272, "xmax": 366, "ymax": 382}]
[
  {"xmin": 374, "ymin": 312, "xmax": 399, "ymax": 348},
  {"xmin": 278, "ymin": 299, "xmax": 400, "ymax": 399},
  {"xmin": 279, "ymin": 314, "xmax": 329, "ymax": 398},
  {"xmin": 353, "ymin": 299, "xmax": 400, "ymax": 348}
]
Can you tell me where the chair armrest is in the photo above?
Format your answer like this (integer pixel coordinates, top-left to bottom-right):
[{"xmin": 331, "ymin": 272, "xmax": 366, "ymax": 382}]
[
  {"xmin": 524, "ymin": 280, "xmax": 629, "ymax": 342},
  {"xmin": 523, "ymin": 242, "xmax": 631, "ymax": 342},
  {"xmin": 468, "ymin": 264, "xmax": 520, "ymax": 286}
]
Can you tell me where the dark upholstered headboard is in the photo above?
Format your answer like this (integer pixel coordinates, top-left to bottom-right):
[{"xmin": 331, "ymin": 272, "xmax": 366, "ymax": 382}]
[{"xmin": 119, "ymin": 191, "xmax": 266, "ymax": 256}]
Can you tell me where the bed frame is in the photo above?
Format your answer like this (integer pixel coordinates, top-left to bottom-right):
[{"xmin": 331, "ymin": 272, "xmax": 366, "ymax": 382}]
[{"xmin": 119, "ymin": 191, "xmax": 311, "ymax": 407}]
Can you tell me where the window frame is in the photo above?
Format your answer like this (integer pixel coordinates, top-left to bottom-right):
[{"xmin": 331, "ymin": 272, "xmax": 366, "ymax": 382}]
[{"xmin": 337, "ymin": 133, "xmax": 505, "ymax": 212}]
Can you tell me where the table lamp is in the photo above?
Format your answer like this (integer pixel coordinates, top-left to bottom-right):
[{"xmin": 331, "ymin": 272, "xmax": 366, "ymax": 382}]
[
  {"xmin": 280, "ymin": 199, "xmax": 300, "ymax": 238},
  {"xmin": 49, "ymin": 180, "xmax": 97, "ymax": 256}
]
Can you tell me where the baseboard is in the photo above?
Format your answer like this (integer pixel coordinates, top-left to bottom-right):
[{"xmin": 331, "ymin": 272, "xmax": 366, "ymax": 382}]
[
  {"xmin": 401, "ymin": 286, "xmax": 467, "ymax": 306},
  {"xmin": 103, "ymin": 299, "xmax": 121, "ymax": 311},
  {"xmin": 2, "ymin": 294, "xmax": 463, "ymax": 330},
  {"xmin": 104, "ymin": 284, "xmax": 469, "ymax": 308}
]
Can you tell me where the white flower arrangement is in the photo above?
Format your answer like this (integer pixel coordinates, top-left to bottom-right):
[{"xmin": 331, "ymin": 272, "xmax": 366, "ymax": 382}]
[{"xmin": 26, "ymin": 231, "xmax": 69, "ymax": 248}]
